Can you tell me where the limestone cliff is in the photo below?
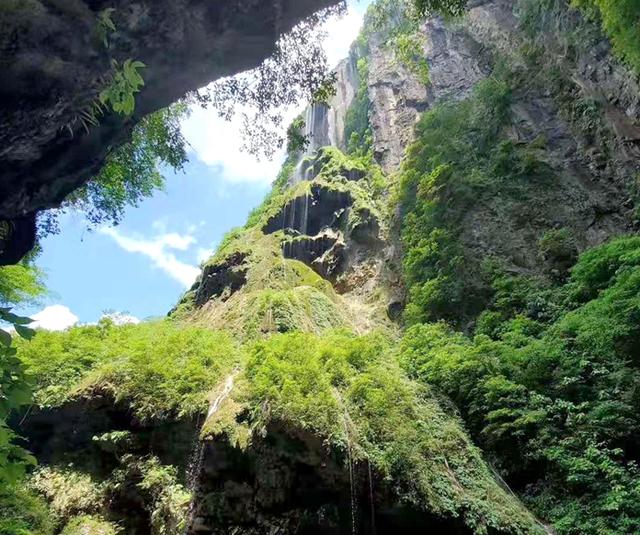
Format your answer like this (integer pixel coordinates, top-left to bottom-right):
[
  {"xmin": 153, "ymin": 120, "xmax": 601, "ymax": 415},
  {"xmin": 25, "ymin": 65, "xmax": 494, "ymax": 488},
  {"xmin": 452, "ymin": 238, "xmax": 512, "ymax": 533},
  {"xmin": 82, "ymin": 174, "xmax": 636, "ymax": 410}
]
[{"xmin": 10, "ymin": 1, "xmax": 640, "ymax": 534}]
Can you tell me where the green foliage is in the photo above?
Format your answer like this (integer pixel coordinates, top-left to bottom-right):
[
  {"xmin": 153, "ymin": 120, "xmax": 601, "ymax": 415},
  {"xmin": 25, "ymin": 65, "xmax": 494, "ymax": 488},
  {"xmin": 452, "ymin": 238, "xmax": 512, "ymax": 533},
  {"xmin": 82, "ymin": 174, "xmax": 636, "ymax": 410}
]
[
  {"xmin": 363, "ymin": 0, "xmax": 417, "ymax": 37},
  {"xmin": 311, "ymin": 72, "xmax": 338, "ymax": 104},
  {"xmin": 399, "ymin": 76, "xmax": 546, "ymax": 324},
  {"xmin": 572, "ymin": 0, "xmax": 640, "ymax": 72},
  {"xmin": 188, "ymin": 226, "xmax": 351, "ymax": 339},
  {"xmin": 0, "ymin": 258, "xmax": 40, "ymax": 504},
  {"xmin": 245, "ymin": 330, "xmax": 543, "ymax": 533},
  {"xmin": 30, "ymin": 467, "xmax": 104, "ymax": 525},
  {"xmin": 16, "ymin": 320, "xmax": 243, "ymax": 420},
  {"xmin": 0, "ymin": 484, "xmax": 54, "ymax": 535},
  {"xmin": 96, "ymin": 8, "xmax": 116, "ymax": 48},
  {"xmin": 99, "ymin": 59, "xmax": 146, "ymax": 116},
  {"xmin": 285, "ymin": 116, "xmax": 309, "ymax": 154},
  {"xmin": 242, "ymin": 155, "xmax": 296, "ymax": 230},
  {"xmin": 0, "ymin": 262, "xmax": 46, "ymax": 308},
  {"xmin": 538, "ymin": 228, "xmax": 578, "ymax": 280},
  {"xmin": 0, "ymin": 337, "xmax": 37, "ymax": 489},
  {"xmin": 42, "ymin": 103, "xmax": 188, "ymax": 233},
  {"xmin": 344, "ymin": 57, "xmax": 373, "ymax": 156},
  {"xmin": 60, "ymin": 515, "xmax": 120, "ymax": 535},
  {"xmin": 393, "ymin": 31, "xmax": 430, "ymax": 84},
  {"xmin": 109, "ymin": 455, "xmax": 189, "ymax": 535},
  {"xmin": 413, "ymin": 0, "xmax": 468, "ymax": 18},
  {"xmin": 401, "ymin": 236, "xmax": 640, "ymax": 533}
]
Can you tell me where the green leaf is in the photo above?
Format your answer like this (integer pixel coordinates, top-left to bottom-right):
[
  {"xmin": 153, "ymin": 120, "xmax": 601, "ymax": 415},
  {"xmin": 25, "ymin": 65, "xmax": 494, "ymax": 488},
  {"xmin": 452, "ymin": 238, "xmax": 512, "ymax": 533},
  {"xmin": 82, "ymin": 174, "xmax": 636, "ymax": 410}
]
[
  {"xmin": 1, "ymin": 312, "xmax": 33, "ymax": 325},
  {"xmin": 0, "ymin": 329, "xmax": 11, "ymax": 347},
  {"xmin": 15, "ymin": 325, "xmax": 35, "ymax": 341}
]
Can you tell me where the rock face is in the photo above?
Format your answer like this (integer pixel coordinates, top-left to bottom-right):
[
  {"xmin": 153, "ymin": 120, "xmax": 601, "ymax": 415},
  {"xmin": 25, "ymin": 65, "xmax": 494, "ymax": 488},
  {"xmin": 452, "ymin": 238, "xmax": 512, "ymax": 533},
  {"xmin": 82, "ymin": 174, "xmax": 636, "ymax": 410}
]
[
  {"xmin": 432, "ymin": 0, "xmax": 640, "ymax": 283},
  {"xmin": 15, "ymin": 2, "xmax": 640, "ymax": 534},
  {"xmin": 301, "ymin": 0, "xmax": 640, "ymax": 290},
  {"xmin": 187, "ymin": 423, "xmax": 471, "ymax": 535},
  {"xmin": 0, "ymin": 0, "xmax": 339, "ymax": 263}
]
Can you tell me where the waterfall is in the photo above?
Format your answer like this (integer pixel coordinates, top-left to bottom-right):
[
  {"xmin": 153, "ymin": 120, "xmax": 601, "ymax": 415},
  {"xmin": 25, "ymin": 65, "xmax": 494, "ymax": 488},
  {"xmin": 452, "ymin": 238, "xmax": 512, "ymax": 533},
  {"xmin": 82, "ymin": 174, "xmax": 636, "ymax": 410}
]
[
  {"xmin": 301, "ymin": 193, "xmax": 310, "ymax": 236},
  {"xmin": 183, "ymin": 372, "xmax": 237, "ymax": 534},
  {"xmin": 341, "ymin": 408, "xmax": 357, "ymax": 535},
  {"xmin": 368, "ymin": 460, "xmax": 376, "ymax": 535},
  {"xmin": 207, "ymin": 374, "xmax": 235, "ymax": 419},
  {"xmin": 183, "ymin": 414, "xmax": 206, "ymax": 535},
  {"xmin": 291, "ymin": 102, "xmax": 331, "ymax": 184}
]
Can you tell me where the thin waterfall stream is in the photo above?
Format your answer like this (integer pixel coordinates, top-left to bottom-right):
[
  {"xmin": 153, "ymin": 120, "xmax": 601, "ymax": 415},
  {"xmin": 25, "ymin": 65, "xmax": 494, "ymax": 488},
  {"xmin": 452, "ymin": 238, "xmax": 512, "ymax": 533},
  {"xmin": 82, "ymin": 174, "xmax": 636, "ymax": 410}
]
[{"xmin": 184, "ymin": 372, "xmax": 238, "ymax": 534}]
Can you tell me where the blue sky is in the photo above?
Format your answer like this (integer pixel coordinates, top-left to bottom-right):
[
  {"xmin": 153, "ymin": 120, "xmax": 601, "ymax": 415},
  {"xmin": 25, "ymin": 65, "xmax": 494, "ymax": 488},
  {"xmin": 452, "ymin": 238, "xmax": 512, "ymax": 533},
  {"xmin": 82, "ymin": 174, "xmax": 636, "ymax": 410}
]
[{"xmin": 21, "ymin": 1, "xmax": 371, "ymax": 330}]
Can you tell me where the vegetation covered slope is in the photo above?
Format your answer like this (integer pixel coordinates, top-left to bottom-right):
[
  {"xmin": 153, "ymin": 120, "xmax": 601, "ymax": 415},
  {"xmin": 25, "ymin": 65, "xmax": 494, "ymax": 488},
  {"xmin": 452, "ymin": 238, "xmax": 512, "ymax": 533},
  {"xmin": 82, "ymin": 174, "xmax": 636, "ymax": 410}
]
[
  {"xmin": 395, "ymin": 0, "xmax": 640, "ymax": 532},
  {"xmin": 4, "ymin": 141, "xmax": 544, "ymax": 534},
  {"xmin": 3, "ymin": 0, "xmax": 640, "ymax": 534}
]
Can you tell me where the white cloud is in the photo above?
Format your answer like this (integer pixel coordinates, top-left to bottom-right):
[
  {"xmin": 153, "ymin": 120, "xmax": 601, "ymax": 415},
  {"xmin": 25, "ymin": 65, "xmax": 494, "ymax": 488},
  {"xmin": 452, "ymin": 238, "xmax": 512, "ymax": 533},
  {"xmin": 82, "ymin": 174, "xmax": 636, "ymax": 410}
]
[
  {"xmin": 99, "ymin": 227, "xmax": 200, "ymax": 288},
  {"xmin": 30, "ymin": 305, "xmax": 79, "ymax": 331},
  {"xmin": 323, "ymin": 5, "xmax": 365, "ymax": 67},
  {"xmin": 100, "ymin": 312, "xmax": 141, "ymax": 326},
  {"xmin": 196, "ymin": 247, "xmax": 215, "ymax": 264},
  {"xmin": 181, "ymin": 107, "xmax": 288, "ymax": 186},
  {"xmin": 180, "ymin": 3, "xmax": 365, "ymax": 186}
]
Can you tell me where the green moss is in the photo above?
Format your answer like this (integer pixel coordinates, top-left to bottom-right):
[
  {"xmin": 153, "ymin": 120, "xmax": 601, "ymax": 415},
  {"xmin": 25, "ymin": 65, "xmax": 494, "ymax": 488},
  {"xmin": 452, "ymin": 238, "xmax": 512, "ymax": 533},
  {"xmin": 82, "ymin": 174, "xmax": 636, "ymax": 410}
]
[
  {"xmin": 176, "ymin": 145, "xmax": 388, "ymax": 340},
  {"xmin": 17, "ymin": 320, "xmax": 243, "ymax": 420},
  {"xmin": 60, "ymin": 516, "xmax": 120, "ymax": 535},
  {"xmin": 401, "ymin": 236, "xmax": 640, "ymax": 533},
  {"xmin": 242, "ymin": 330, "xmax": 543, "ymax": 534}
]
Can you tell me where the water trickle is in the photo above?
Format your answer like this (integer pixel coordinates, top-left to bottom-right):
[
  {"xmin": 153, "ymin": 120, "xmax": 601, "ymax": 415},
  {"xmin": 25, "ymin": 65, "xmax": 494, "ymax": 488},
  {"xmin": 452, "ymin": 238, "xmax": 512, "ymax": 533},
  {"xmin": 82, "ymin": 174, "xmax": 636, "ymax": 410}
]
[
  {"xmin": 301, "ymin": 193, "xmax": 310, "ymax": 236},
  {"xmin": 368, "ymin": 460, "xmax": 376, "ymax": 535},
  {"xmin": 290, "ymin": 195, "xmax": 297, "ymax": 234},
  {"xmin": 291, "ymin": 102, "xmax": 331, "ymax": 184},
  {"xmin": 184, "ymin": 413, "xmax": 205, "ymax": 535},
  {"xmin": 183, "ymin": 373, "xmax": 237, "ymax": 534},
  {"xmin": 208, "ymin": 374, "xmax": 235, "ymax": 419},
  {"xmin": 343, "ymin": 410, "xmax": 357, "ymax": 535}
]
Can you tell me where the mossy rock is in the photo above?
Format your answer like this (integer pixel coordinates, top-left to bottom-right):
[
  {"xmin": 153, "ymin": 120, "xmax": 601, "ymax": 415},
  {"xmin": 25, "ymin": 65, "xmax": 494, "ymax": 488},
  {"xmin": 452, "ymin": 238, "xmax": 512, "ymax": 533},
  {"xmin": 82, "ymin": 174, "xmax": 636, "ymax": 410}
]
[{"xmin": 60, "ymin": 516, "xmax": 120, "ymax": 535}]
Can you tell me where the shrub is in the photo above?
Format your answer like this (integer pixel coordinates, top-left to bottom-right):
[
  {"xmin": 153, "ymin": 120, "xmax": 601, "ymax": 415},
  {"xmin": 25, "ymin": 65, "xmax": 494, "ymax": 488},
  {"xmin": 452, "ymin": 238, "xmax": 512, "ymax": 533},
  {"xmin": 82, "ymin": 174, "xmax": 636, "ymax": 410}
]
[{"xmin": 401, "ymin": 236, "xmax": 640, "ymax": 533}]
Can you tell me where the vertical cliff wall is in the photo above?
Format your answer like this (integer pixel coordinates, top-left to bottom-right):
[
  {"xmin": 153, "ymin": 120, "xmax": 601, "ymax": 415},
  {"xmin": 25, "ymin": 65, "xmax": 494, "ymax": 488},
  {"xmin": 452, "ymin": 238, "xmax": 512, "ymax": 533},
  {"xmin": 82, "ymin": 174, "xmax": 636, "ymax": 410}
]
[{"xmin": 11, "ymin": 1, "xmax": 640, "ymax": 534}]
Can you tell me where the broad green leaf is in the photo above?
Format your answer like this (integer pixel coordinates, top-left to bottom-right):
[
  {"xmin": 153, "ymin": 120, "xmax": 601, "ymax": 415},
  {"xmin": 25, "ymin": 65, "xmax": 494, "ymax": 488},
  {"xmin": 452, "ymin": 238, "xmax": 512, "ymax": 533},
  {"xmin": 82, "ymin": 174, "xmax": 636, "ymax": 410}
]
[
  {"xmin": 0, "ymin": 329, "xmax": 11, "ymax": 347},
  {"xmin": 15, "ymin": 325, "xmax": 35, "ymax": 341}
]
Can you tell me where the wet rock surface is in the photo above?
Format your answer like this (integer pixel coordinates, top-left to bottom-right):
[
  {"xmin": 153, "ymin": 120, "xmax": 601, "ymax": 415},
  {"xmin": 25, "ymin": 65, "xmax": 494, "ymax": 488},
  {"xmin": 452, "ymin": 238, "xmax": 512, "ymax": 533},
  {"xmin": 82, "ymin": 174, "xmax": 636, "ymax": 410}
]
[
  {"xmin": 283, "ymin": 231, "xmax": 345, "ymax": 280},
  {"xmin": 187, "ymin": 422, "xmax": 469, "ymax": 535},
  {"xmin": 195, "ymin": 252, "xmax": 249, "ymax": 306},
  {"xmin": 263, "ymin": 186, "xmax": 353, "ymax": 238}
]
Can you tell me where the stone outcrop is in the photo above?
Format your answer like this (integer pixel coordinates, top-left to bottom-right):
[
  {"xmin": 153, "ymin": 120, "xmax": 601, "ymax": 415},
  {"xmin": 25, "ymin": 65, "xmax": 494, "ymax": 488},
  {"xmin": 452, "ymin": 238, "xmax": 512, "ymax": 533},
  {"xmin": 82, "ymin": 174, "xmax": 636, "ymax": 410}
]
[
  {"xmin": 187, "ymin": 422, "xmax": 471, "ymax": 535},
  {"xmin": 194, "ymin": 252, "xmax": 249, "ymax": 306},
  {"xmin": 0, "ymin": 0, "xmax": 339, "ymax": 263}
]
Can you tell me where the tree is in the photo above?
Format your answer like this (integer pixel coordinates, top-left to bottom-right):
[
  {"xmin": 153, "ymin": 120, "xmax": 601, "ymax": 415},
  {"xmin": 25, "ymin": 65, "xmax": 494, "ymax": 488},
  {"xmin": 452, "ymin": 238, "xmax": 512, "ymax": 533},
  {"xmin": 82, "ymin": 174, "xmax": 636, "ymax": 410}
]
[
  {"xmin": 38, "ymin": 102, "xmax": 189, "ymax": 235},
  {"xmin": 193, "ymin": 5, "xmax": 345, "ymax": 159},
  {"xmin": 413, "ymin": 0, "xmax": 468, "ymax": 17}
]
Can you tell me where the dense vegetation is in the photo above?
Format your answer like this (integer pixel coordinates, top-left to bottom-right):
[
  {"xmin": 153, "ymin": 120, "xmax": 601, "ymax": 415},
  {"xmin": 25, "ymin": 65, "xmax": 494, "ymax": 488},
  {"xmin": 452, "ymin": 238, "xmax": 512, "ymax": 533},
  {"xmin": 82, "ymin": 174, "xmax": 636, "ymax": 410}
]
[
  {"xmin": 401, "ymin": 236, "xmax": 640, "ymax": 533},
  {"xmin": 572, "ymin": 0, "xmax": 640, "ymax": 72},
  {"xmin": 3, "ymin": 1, "xmax": 640, "ymax": 534},
  {"xmin": 39, "ymin": 103, "xmax": 189, "ymax": 236},
  {"xmin": 399, "ymin": 72, "xmax": 556, "ymax": 325},
  {"xmin": 16, "ymin": 320, "xmax": 242, "ymax": 419},
  {"xmin": 6, "ymin": 320, "xmax": 544, "ymax": 534},
  {"xmin": 395, "ymin": 1, "xmax": 640, "ymax": 531}
]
